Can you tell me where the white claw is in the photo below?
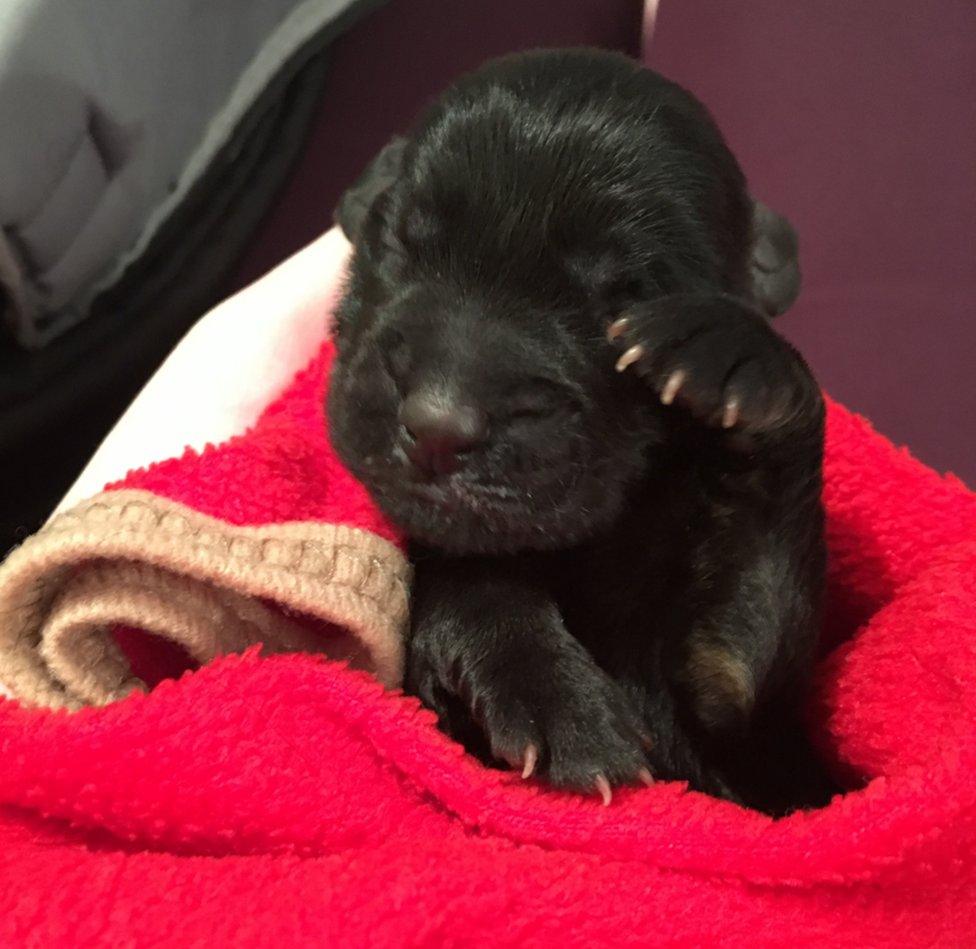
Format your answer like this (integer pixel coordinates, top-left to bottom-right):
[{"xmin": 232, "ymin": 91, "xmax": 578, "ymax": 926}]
[
  {"xmin": 722, "ymin": 399, "xmax": 741, "ymax": 429},
  {"xmin": 521, "ymin": 744, "xmax": 538, "ymax": 780},
  {"xmin": 607, "ymin": 317, "xmax": 630, "ymax": 341},
  {"xmin": 594, "ymin": 775, "xmax": 613, "ymax": 807},
  {"xmin": 615, "ymin": 345, "xmax": 645, "ymax": 373},
  {"xmin": 660, "ymin": 370, "xmax": 686, "ymax": 406},
  {"xmin": 638, "ymin": 768, "xmax": 655, "ymax": 787}
]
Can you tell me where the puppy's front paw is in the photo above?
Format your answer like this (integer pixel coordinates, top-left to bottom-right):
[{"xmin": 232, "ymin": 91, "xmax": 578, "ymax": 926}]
[
  {"xmin": 608, "ymin": 293, "xmax": 820, "ymax": 436},
  {"xmin": 412, "ymin": 644, "xmax": 652, "ymax": 801},
  {"xmin": 475, "ymin": 659, "xmax": 653, "ymax": 801}
]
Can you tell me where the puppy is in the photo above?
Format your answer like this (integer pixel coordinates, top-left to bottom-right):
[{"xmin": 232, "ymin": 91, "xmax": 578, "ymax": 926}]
[{"xmin": 328, "ymin": 49, "xmax": 834, "ymax": 814}]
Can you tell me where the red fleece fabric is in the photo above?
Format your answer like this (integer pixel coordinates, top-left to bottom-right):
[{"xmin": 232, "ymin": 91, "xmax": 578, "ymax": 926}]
[
  {"xmin": 111, "ymin": 342, "xmax": 401, "ymax": 543},
  {"xmin": 2, "ymin": 341, "xmax": 976, "ymax": 945}
]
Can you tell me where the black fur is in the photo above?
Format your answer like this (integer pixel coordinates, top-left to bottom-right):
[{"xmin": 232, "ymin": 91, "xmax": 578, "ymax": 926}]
[{"xmin": 328, "ymin": 49, "xmax": 834, "ymax": 814}]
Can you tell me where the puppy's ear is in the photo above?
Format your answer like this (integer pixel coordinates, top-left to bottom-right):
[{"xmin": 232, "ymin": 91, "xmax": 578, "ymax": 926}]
[
  {"xmin": 749, "ymin": 200, "xmax": 801, "ymax": 318},
  {"xmin": 334, "ymin": 136, "xmax": 409, "ymax": 244}
]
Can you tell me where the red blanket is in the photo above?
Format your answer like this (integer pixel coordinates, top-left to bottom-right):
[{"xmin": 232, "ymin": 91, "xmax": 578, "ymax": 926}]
[{"xmin": 2, "ymin": 341, "xmax": 975, "ymax": 945}]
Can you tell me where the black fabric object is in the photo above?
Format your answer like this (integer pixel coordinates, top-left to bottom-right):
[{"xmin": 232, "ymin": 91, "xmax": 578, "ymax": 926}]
[
  {"xmin": 0, "ymin": 0, "xmax": 395, "ymax": 553},
  {"xmin": 0, "ymin": 52, "xmax": 330, "ymax": 551}
]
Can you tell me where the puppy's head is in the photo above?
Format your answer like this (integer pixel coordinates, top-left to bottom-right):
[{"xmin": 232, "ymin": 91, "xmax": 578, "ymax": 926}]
[
  {"xmin": 328, "ymin": 257, "xmax": 659, "ymax": 555},
  {"xmin": 326, "ymin": 139, "xmax": 668, "ymax": 554},
  {"xmin": 327, "ymin": 50, "xmax": 756, "ymax": 554}
]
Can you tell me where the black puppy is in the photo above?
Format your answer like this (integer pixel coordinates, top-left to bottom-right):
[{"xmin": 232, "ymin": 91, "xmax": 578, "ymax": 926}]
[{"xmin": 328, "ymin": 49, "xmax": 833, "ymax": 814}]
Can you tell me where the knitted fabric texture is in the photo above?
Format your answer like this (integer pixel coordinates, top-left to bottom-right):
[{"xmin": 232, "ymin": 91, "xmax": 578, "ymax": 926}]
[
  {"xmin": 0, "ymin": 343, "xmax": 409, "ymax": 708},
  {"xmin": 1, "ymin": 344, "xmax": 976, "ymax": 944}
]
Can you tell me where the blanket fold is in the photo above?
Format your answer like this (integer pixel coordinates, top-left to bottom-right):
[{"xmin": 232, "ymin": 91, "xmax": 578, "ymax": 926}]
[{"xmin": 0, "ymin": 345, "xmax": 410, "ymax": 710}]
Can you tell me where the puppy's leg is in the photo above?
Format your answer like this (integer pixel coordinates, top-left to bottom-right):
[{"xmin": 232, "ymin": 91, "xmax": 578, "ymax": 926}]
[
  {"xmin": 668, "ymin": 524, "xmax": 835, "ymax": 813},
  {"xmin": 406, "ymin": 554, "xmax": 651, "ymax": 798},
  {"xmin": 609, "ymin": 294, "xmax": 834, "ymax": 810}
]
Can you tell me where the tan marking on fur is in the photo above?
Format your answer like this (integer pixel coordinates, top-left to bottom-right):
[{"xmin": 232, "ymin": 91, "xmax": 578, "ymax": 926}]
[{"xmin": 686, "ymin": 642, "xmax": 756, "ymax": 730}]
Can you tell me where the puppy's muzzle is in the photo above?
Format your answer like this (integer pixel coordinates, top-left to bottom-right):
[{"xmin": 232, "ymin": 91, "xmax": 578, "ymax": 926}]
[{"xmin": 400, "ymin": 389, "xmax": 489, "ymax": 479}]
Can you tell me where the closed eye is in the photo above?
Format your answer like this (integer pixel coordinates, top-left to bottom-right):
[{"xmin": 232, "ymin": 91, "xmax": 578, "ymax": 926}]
[
  {"xmin": 377, "ymin": 328, "xmax": 410, "ymax": 387},
  {"xmin": 504, "ymin": 378, "xmax": 583, "ymax": 420}
]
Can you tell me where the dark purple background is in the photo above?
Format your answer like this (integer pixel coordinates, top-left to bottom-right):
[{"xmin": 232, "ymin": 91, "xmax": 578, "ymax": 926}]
[{"xmin": 236, "ymin": 0, "xmax": 975, "ymax": 484}]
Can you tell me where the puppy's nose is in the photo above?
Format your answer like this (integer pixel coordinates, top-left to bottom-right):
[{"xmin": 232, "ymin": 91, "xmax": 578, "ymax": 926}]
[{"xmin": 400, "ymin": 390, "xmax": 488, "ymax": 477}]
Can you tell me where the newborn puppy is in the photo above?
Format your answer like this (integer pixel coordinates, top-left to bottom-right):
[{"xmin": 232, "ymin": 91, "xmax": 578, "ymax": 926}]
[{"xmin": 328, "ymin": 49, "xmax": 832, "ymax": 814}]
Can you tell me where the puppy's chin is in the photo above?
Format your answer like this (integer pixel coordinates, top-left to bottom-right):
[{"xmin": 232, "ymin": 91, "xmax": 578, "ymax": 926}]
[{"xmin": 364, "ymin": 472, "xmax": 628, "ymax": 555}]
